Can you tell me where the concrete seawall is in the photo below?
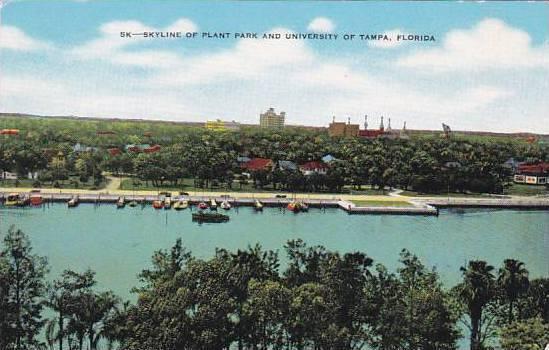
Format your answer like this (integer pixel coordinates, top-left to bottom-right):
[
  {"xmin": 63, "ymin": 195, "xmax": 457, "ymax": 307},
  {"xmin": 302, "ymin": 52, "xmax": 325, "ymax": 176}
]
[{"xmin": 2, "ymin": 191, "xmax": 548, "ymax": 215}]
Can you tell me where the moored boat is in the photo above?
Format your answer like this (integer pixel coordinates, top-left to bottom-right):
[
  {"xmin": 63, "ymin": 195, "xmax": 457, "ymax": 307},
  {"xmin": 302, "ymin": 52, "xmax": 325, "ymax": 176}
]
[
  {"xmin": 301, "ymin": 202, "xmax": 309, "ymax": 212},
  {"xmin": 164, "ymin": 196, "xmax": 172, "ymax": 209},
  {"xmin": 152, "ymin": 200, "xmax": 164, "ymax": 209},
  {"xmin": 210, "ymin": 198, "xmax": 218, "ymax": 210},
  {"xmin": 221, "ymin": 200, "xmax": 231, "ymax": 210},
  {"xmin": 5, "ymin": 193, "xmax": 20, "ymax": 206},
  {"xmin": 192, "ymin": 211, "xmax": 229, "ymax": 223},
  {"xmin": 30, "ymin": 194, "xmax": 43, "ymax": 206},
  {"xmin": 198, "ymin": 202, "xmax": 208, "ymax": 210},
  {"xmin": 173, "ymin": 199, "xmax": 189, "ymax": 210},
  {"xmin": 68, "ymin": 195, "xmax": 79, "ymax": 208},
  {"xmin": 117, "ymin": 196, "xmax": 125, "ymax": 208},
  {"xmin": 128, "ymin": 200, "xmax": 138, "ymax": 207},
  {"xmin": 254, "ymin": 199, "xmax": 263, "ymax": 211}
]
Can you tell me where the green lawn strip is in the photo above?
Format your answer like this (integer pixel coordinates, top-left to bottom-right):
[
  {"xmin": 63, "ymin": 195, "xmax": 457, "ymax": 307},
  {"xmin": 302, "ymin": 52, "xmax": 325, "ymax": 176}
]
[
  {"xmin": 119, "ymin": 178, "xmax": 383, "ymax": 195},
  {"xmin": 350, "ymin": 200, "xmax": 414, "ymax": 207},
  {"xmin": 0, "ymin": 178, "xmax": 107, "ymax": 190}
]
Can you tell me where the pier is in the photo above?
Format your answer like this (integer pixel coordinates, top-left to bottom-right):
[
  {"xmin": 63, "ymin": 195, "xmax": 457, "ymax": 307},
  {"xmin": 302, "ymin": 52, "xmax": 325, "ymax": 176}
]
[{"xmin": 1, "ymin": 191, "xmax": 548, "ymax": 215}]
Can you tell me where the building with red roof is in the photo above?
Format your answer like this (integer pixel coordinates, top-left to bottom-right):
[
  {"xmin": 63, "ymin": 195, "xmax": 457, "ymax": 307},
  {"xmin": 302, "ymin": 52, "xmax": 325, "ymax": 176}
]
[
  {"xmin": 241, "ymin": 158, "xmax": 274, "ymax": 172},
  {"xmin": 514, "ymin": 162, "xmax": 549, "ymax": 185},
  {"xmin": 1, "ymin": 129, "xmax": 19, "ymax": 135}
]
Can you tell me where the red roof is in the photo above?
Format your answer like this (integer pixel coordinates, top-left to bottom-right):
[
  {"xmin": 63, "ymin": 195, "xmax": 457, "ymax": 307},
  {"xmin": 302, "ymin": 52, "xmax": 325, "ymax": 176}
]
[
  {"xmin": 144, "ymin": 145, "xmax": 161, "ymax": 153},
  {"xmin": 108, "ymin": 148, "xmax": 121, "ymax": 156},
  {"xmin": 1, "ymin": 129, "xmax": 19, "ymax": 135},
  {"xmin": 517, "ymin": 163, "xmax": 549, "ymax": 175},
  {"xmin": 241, "ymin": 158, "xmax": 273, "ymax": 171},
  {"xmin": 359, "ymin": 129, "xmax": 385, "ymax": 138},
  {"xmin": 300, "ymin": 161, "xmax": 329, "ymax": 171}
]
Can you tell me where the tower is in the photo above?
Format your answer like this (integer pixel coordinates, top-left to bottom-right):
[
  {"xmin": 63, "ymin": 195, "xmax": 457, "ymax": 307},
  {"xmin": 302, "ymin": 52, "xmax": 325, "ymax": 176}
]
[
  {"xmin": 364, "ymin": 115, "xmax": 368, "ymax": 130},
  {"xmin": 347, "ymin": 117, "xmax": 351, "ymax": 125},
  {"xmin": 379, "ymin": 116, "xmax": 384, "ymax": 131},
  {"xmin": 403, "ymin": 121, "xmax": 407, "ymax": 131},
  {"xmin": 387, "ymin": 118, "xmax": 392, "ymax": 131}
]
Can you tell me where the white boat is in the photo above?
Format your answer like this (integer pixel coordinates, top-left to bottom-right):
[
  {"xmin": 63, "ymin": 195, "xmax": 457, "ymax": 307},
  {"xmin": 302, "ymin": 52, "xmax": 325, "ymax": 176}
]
[
  {"xmin": 221, "ymin": 200, "xmax": 231, "ymax": 210},
  {"xmin": 164, "ymin": 196, "xmax": 172, "ymax": 209},
  {"xmin": 254, "ymin": 199, "xmax": 263, "ymax": 211},
  {"xmin": 210, "ymin": 198, "xmax": 218, "ymax": 210},
  {"xmin": 68, "ymin": 195, "xmax": 79, "ymax": 208},
  {"xmin": 173, "ymin": 199, "xmax": 189, "ymax": 210}
]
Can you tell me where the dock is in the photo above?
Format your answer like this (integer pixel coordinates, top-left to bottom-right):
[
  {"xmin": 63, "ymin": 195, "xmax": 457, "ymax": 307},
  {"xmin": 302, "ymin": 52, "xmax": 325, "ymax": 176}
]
[{"xmin": 1, "ymin": 191, "xmax": 548, "ymax": 216}]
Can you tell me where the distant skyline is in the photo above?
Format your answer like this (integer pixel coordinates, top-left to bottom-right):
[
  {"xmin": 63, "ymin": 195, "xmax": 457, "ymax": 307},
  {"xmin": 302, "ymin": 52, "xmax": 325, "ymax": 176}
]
[{"xmin": 0, "ymin": 1, "xmax": 548, "ymax": 133}]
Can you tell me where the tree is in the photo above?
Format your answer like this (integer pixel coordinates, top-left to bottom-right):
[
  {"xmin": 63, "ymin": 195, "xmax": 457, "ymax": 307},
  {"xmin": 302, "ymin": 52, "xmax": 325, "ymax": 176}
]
[
  {"xmin": 456, "ymin": 260, "xmax": 496, "ymax": 350},
  {"xmin": 0, "ymin": 226, "xmax": 48, "ymax": 350},
  {"xmin": 497, "ymin": 259, "xmax": 530, "ymax": 324},
  {"xmin": 44, "ymin": 269, "xmax": 96, "ymax": 350},
  {"xmin": 499, "ymin": 317, "xmax": 549, "ymax": 350}
]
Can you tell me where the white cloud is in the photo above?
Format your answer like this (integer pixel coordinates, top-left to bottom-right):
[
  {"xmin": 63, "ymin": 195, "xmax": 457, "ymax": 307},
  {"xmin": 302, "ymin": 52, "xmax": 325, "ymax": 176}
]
[
  {"xmin": 397, "ymin": 18, "xmax": 549, "ymax": 72},
  {"xmin": 69, "ymin": 18, "xmax": 197, "ymax": 68},
  {"xmin": 0, "ymin": 25, "xmax": 51, "ymax": 51},
  {"xmin": 307, "ymin": 17, "xmax": 335, "ymax": 33},
  {"xmin": 368, "ymin": 29, "xmax": 405, "ymax": 49},
  {"xmin": 151, "ymin": 27, "xmax": 314, "ymax": 86},
  {"xmin": 2, "ymin": 19, "xmax": 547, "ymax": 133}
]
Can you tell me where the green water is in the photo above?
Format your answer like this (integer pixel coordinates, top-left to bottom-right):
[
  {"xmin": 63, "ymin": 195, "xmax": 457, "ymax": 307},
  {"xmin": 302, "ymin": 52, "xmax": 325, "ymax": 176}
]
[
  {"xmin": 1, "ymin": 204, "xmax": 547, "ymax": 349},
  {"xmin": 1, "ymin": 204, "xmax": 547, "ymax": 299}
]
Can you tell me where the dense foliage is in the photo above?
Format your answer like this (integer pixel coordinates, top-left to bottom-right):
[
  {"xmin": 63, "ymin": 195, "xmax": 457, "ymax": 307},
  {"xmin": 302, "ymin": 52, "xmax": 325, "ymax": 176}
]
[
  {"xmin": 1, "ymin": 227, "xmax": 548, "ymax": 350},
  {"xmin": 1, "ymin": 115, "xmax": 547, "ymax": 193}
]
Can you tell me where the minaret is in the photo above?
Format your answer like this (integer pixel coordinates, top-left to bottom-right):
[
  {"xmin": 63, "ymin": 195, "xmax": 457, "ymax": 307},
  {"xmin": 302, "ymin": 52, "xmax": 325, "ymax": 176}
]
[
  {"xmin": 387, "ymin": 118, "xmax": 392, "ymax": 131},
  {"xmin": 364, "ymin": 115, "xmax": 368, "ymax": 130},
  {"xmin": 347, "ymin": 117, "xmax": 351, "ymax": 125},
  {"xmin": 380, "ymin": 116, "xmax": 384, "ymax": 131},
  {"xmin": 403, "ymin": 121, "xmax": 407, "ymax": 131},
  {"xmin": 332, "ymin": 115, "xmax": 336, "ymax": 123}
]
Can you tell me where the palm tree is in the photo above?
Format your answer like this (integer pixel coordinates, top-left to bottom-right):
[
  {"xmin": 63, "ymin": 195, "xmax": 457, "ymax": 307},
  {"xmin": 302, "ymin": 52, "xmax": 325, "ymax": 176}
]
[
  {"xmin": 497, "ymin": 259, "xmax": 529, "ymax": 324},
  {"xmin": 458, "ymin": 260, "xmax": 496, "ymax": 350}
]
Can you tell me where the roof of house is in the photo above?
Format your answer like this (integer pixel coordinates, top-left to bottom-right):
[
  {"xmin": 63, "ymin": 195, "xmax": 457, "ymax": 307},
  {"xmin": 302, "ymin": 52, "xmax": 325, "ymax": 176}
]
[
  {"xmin": 517, "ymin": 162, "xmax": 549, "ymax": 175},
  {"xmin": 237, "ymin": 156, "xmax": 251, "ymax": 163},
  {"xmin": 241, "ymin": 158, "xmax": 273, "ymax": 171},
  {"xmin": 322, "ymin": 154, "xmax": 336, "ymax": 163},
  {"xmin": 300, "ymin": 161, "xmax": 329, "ymax": 171},
  {"xmin": 279, "ymin": 160, "xmax": 298, "ymax": 171}
]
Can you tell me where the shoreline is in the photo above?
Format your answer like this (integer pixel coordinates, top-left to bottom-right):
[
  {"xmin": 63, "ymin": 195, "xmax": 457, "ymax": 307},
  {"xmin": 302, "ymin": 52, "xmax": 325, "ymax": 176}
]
[{"xmin": 1, "ymin": 188, "xmax": 548, "ymax": 215}]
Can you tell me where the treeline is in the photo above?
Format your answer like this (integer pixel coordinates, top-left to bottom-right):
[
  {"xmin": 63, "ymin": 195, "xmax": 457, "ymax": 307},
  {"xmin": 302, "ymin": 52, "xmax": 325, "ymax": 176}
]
[
  {"xmin": 1, "ymin": 120, "xmax": 547, "ymax": 193},
  {"xmin": 1, "ymin": 226, "xmax": 548, "ymax": 350}
]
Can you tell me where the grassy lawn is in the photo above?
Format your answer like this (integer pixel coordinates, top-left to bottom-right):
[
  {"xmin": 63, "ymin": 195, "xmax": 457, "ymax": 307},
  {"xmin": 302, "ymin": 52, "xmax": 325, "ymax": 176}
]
[
  {"xmin": 119, "ymin": 178, "xmax": 380, "ymax": 195},
  {"xmin": 400, "ymin": 191, "xmax": 490, "ymax": 198},
  {"xmin": 505, "ymin": 183, "xmax": 548, "ymax": 196},
  {"xmin": 351, "ymin": 200, "xmax": 414, "ymax": 207},
  {"xmin": 0, "ymin": 177, "xmax": 107, "ymax": 190},
  {"xmin": 401, "ymin": 184, "xmax": 548, "ymax": 197}
]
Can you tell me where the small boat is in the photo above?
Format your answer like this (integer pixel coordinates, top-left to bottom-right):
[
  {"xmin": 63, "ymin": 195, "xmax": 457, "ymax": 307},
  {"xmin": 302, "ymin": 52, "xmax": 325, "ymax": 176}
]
[
  {"xmin": 254, "ymin": 199, "xmax": 263, "ymax": 211},
  {"xmin": 128, "ymin": 200, "xmax": 138, "ymax": 207},
  {"xmin": 152, "ymin": 200, "xmax": 164, "ymax": 209},
  {"xmin": 173, "ymin": 199, "xmax": 189, "ymax": 210},
  {"xmin": 117, "ymin": 196, "xmax": 125, "ymax": 208},
  {"xmin": 192, "ymin": 211, "xmax": 229, "ymax": 223},
  {"xmin": 198, "ymin": 202, "xmax": 208, "ymax": 210},
  {"xmin": 164, "ymin": 197, "xmax": 172, "ymax": 209},
  {"xmin": 301, "ymin": 203, "xmax": 309, "ymax": 212},
  {"xmin": 221, "ymin": 200, "xmax": 231, "ymax": 210},
  {"xmin": 68, "ymin": 195, "xmax": 79, "ymax": 208},
  {"xmin": 5, "ymin": 193, "xmax": 20, "ymax": 206},
  {"xmin": 210, "ymin": 198, "xmax": 218, "ymax": 210},
  {"xmin": 30, "ymin": 194, "xmax": 43, "ymax": 206}
]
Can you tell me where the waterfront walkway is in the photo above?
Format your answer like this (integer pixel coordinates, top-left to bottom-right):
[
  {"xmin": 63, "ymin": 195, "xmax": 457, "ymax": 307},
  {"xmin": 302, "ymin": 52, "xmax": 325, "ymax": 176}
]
[{"xmin": 1, "ymin": 187, "xmax": 548, "ymax": 215}]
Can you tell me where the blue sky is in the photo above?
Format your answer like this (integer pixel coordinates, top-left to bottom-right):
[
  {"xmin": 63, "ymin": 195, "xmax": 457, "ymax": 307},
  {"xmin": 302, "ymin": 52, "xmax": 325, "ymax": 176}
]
[{"xmin": 1, "ymin": 0, "xmax": 548, "ymax": 132}]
